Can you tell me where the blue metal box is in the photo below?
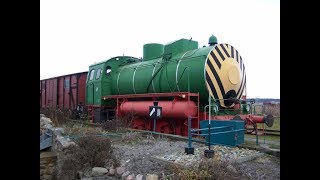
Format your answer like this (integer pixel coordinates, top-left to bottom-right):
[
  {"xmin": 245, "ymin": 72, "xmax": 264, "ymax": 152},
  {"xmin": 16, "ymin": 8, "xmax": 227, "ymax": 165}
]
[{"xmin": 199, "ymin": 120, "xmax": 245, "ymax": 147}]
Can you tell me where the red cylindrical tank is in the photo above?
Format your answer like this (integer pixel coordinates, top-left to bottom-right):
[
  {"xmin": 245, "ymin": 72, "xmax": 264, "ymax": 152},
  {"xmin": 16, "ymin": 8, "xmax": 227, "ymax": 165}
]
[
  {"xmin": 249, "ymin": 114, "xmax": 274, "ymax": 127},
  {"xmin": 202, "ymin": 114, "xmax": 274, "ymax": 127},
  {"xmin": 249, "ymin": 115, "xmax": 264, "ymax": 123},
  {"xmin": 119, "ymin": 101, "xmax": 197, "ymax": 118}
]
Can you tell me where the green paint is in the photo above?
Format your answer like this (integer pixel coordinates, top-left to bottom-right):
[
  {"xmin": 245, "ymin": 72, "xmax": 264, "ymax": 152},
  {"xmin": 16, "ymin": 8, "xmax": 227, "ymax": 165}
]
[
  {"xmin": 110, "ymin": 44, "xmax": 214, "ymax": 106},
  {"xmin": 208, "ymin": 35, "xmax": 218, "ymax": 45},
  {"xmin": 86, "ymin": 56, "xmax": 141, "ymax": 106},
  {"xmin": 163, "ymin": 38, "xmax": 198, "ymax": 58},
  {"xmin": 143, "ymin": 43, "xmax": 164, "ymax": 60}
]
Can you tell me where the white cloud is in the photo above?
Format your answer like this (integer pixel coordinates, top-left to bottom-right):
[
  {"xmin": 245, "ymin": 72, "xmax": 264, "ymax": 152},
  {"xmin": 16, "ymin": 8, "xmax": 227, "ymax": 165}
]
[{"xmin": 41, "ymin": 0, "xmax": 279, "ymax": 98}]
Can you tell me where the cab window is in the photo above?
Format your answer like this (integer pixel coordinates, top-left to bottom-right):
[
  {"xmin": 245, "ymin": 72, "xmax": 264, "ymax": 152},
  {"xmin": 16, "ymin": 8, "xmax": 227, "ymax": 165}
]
[
  {"xmin": 106, "ymin": 66, "xmax": 112, "ymax": 76},
  {"xmin": 89, "ymin": 69, "xmax": 95, "ymax": 80},
  {"xmin": 96, "ymin": 68, "xmax": 102, "ymax": 79}
]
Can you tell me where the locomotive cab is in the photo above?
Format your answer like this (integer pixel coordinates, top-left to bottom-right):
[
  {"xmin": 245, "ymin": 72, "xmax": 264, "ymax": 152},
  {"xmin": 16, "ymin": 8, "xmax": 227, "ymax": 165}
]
[{"xmin": 86, "ymin": 56, "xmax": 140, "ymax": 122}]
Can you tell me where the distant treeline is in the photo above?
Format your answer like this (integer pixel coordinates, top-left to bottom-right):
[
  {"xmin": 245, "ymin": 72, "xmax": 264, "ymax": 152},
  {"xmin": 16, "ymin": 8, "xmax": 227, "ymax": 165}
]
[{"xmin": 246, "ymin": 98, "xmax": 280, "ymax": 103}]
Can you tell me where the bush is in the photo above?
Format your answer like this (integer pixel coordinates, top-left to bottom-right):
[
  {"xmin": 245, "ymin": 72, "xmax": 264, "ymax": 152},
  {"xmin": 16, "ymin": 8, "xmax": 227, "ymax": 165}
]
[
  {"xmin": 73, "ymin": 136, "xmax": 114, "ymax": 167},
  {"xmin": 264, "ymin": 104, "xmax": 280, "ymax": 117},
  {"xmin": 40, "ymin": 107, "xmax": 71, "ymax": 126},
  {"xmin": 58, "ymin": 135, "xmax": 119, "ymax": 179},
  {"xmin": 252, "ymin": 104, "xmax": 280, "ymax": 117}
]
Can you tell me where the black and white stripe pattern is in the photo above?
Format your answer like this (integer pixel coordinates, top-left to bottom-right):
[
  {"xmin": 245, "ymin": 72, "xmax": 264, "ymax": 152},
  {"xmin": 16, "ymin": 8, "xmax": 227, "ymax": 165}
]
[{"xmin": 205, "ymin": 44, "xmax": 246, "ymax": 107}]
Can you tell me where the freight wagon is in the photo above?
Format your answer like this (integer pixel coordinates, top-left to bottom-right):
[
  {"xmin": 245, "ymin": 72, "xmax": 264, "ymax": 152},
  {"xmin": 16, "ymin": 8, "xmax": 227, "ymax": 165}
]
[{"xmin": 40, "ymin": 71, "xmax": 87, "ymax": 118}]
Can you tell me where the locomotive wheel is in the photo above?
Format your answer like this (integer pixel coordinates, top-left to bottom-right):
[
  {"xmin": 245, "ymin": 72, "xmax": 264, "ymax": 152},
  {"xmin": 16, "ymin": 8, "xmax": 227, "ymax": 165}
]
[
  {"xmin": 142, "ymin": 119, "xmax": 148, "ymax": 130},
  {"xmin": 160, "ymin": 120, "xmax": 176, "ymax": 134},
  {"xmin": 133, "ymin": 119, "xmax": 148, "ymax": 130}
]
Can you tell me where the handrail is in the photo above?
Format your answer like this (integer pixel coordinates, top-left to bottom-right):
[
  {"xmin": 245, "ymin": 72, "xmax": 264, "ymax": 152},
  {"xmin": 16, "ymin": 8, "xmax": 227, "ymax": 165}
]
[
  {"xmin": 192, "ymin": 129, "xmax": 246, "ymax": 136},
  {"xmin": 146, "ymin": 58, "xmax": 169, "ymax": 93},
  {"xmin": 191, "ymin": 125, "xmax": 233, "ymax": 132},
  {"xmin": 172, "ymin": 66, "xmax": 190, "ymax": 92}
]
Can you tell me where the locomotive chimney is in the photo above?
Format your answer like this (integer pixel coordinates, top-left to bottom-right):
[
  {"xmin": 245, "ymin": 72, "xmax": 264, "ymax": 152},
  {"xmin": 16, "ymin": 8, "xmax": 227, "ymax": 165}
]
[{"xmin": 208, "ymin": 35, "xmax": 218, "ymax": 46}]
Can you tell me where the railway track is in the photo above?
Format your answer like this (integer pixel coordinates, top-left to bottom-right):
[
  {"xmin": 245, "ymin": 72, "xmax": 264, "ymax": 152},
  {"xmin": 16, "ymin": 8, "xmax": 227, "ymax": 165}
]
[
  {"xmin": 247, "ymin": 128, "xmax": 280, "ymax": 136},
  {"xmin": 71, "ymin": 119, "xmax": 280, "ymax": 137}
]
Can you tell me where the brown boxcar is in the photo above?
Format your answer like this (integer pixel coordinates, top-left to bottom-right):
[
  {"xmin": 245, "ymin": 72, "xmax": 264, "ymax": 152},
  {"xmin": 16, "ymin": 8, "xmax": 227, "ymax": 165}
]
[{"xmin": 40, "ymin": 71, "xmax": 88, "ymax": 109}]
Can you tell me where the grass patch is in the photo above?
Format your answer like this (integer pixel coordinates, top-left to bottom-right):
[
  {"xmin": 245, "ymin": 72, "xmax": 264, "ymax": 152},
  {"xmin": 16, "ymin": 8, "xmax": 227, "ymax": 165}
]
[
  {"xmin": 63, "ymin": 121, "xmax": 107, "ymax": 136},
  {"xmin": 245, "ymin": 134, "xmax": 280, "ymax": 142},
  {"xmin": 244, "ymin": 139, "xmax": 280, "ymax": 149},
  {"xmin": 121, "ymin": 131, "xmax": 144, "ymax": 144},
  {"xmin": 244, "ymin": 139, "xmax": 260, "ymax": 147},
  {"xmin": 268, "ymin": 143, "xmax": 280, "ymax": 149},
  {"xmin": 173, "ymin": 159, "xmax": 246, "ymax": 180}
]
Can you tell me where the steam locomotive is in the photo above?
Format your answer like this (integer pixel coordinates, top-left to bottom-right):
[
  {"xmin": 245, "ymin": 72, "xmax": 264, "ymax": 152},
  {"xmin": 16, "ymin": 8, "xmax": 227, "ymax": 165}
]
[
  {"xmin": 85, "ymin": 35, "xmax": 273, "ymax": 135},
  {"xmin": 40, "ymin": 35, "xmax": 273, "ymax": 136}
]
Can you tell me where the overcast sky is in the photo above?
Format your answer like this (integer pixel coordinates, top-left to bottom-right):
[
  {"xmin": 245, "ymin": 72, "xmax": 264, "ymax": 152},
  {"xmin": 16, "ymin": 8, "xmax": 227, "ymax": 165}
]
[{"xmin": 40, "ymin": 0, "xmax": 279, "ymax": 99}]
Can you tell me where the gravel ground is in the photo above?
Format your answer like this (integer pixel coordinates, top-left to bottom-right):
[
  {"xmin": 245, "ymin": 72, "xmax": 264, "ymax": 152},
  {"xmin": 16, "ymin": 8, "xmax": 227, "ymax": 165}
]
[
  {"xmin": 236, "ymin": 154, "xmax": 280, "ymax": 179},
  {"xmin": 110, "ymin": 132, "xmax": 280, "ymax": 179},
  {"xmin": 112, "ymin": 134, "xmax": 192, "ymax": 178},
  {"xmin": 156, "ymin": 145, "xmax": 261, "ymax": 167}
]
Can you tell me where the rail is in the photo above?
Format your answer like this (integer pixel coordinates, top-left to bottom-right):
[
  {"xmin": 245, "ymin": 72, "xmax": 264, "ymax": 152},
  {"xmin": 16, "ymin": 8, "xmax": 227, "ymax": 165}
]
[{"xmin": 247, "ymin": 128, "xmax": 280, "ymax": 136}]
